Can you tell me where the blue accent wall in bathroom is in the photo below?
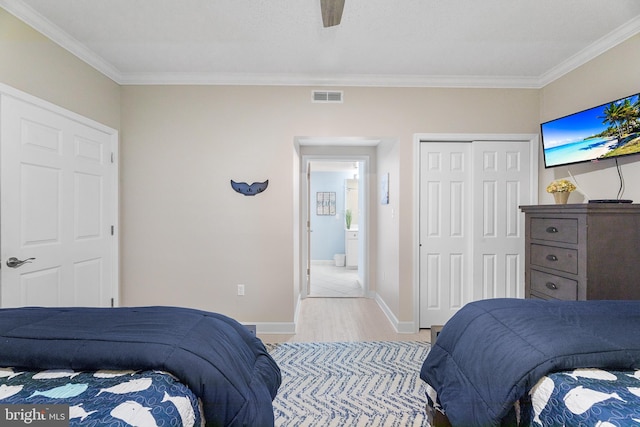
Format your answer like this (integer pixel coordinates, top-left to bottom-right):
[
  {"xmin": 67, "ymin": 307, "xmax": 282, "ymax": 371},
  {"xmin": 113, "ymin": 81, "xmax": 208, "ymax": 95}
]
[{"xmin": 310, "ymin": 171, "xmax": 352, "ymax": 260}]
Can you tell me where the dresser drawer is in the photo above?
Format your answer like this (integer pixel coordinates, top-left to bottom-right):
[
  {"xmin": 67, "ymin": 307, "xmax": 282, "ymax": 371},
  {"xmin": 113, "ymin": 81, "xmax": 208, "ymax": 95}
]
[
  {"xmin": 530, "ymin": 218, "xmax": 578, "ymax": 244},
  {"xmin": 530, "ymin": 244, "xmax": 578, "ymax": 274},
  {"xmin": 530, "ymin": 270, "xmax": 578, "ymax": 300}
]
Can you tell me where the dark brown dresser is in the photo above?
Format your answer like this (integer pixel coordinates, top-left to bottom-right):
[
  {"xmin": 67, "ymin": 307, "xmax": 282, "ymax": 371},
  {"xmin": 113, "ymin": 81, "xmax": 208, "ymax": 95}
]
[{"xmin": 520, "ymin": 204, "xmax": 640, "ymax": 300}]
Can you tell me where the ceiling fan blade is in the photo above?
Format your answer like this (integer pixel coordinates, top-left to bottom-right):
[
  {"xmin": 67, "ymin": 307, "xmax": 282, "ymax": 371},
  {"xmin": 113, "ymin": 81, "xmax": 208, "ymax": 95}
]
[{"xmin": 321, "ymin": 0, "xmax": 345, "ymax": 28}]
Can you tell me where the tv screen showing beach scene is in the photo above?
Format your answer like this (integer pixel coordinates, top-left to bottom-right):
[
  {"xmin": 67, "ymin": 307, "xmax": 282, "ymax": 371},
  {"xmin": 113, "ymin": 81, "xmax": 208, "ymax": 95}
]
[{"xmin": 541, "ymin": 93, "xmax": 640, "ymax": 168}]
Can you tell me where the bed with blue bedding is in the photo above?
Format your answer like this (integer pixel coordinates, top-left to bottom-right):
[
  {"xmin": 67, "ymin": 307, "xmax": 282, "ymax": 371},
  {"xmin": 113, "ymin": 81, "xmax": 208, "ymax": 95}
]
[
  {"xmin": 420, "ymin": 298, "xmax": 640, "ymax": 427},
  {"xmin": 0, "ymin": 306, "xmax": 281, "ymax": 426},
  {"xmin": 0, "ymin": 368, "xmax": 204, "ymax": 425}
]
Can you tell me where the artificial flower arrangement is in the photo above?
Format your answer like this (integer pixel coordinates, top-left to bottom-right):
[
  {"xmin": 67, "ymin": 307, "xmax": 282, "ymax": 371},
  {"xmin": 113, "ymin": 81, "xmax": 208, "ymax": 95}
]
[
  {"xmin": 546, "ymin": 179, "xmax": 576, "ymax": 193},
  {"xmin": 345, "ymin": 209, "xmax": 352, "ymax": 229}
]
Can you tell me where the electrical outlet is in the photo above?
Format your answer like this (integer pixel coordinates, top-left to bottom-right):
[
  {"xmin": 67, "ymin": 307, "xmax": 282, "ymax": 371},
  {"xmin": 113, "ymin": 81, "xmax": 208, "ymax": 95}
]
[{"xmin": 237, "ymin": 284, "xmax": 245, "ymax": 296}]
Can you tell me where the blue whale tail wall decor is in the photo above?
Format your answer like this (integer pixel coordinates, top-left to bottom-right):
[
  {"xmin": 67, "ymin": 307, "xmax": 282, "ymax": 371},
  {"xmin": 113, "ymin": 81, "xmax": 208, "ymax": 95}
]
[{"xmin": 230, "ymin": 180, "xmax": 269, "ymax": 196}]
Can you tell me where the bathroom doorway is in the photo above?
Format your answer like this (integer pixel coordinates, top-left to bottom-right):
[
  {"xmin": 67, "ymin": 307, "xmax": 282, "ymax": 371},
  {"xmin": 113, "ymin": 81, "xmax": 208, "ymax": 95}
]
[{"xmin": 308, "ymin": 160, "xmax": 364, "ymax": 297}]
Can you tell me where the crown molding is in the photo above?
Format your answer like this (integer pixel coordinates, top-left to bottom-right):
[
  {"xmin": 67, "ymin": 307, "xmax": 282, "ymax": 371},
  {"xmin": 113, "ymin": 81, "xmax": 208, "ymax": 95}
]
[
  {"xmin": 3, "ymin": 1, "xmax": 640, "ymax": 89},
  {"xmin": 538, "ymin": 14, "xmax": 640, "ymax": 87},
  {"xmin": 117, "ymin": 71, "xmax": 542, "ymax": 88},
  {"xmin": 0, "ymin": 0, "xmax": 122, "ymax": 83}
]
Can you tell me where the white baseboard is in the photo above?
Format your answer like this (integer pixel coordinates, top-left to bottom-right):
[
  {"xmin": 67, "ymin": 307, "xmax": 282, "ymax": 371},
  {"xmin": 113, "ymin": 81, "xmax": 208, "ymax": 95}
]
[
  {"xmin": 250, "ymin": 294, "xmax": 301, "ymax": 335},
  {"xmin": 254, "ymin": 322, "xmax": 296, "ymax": 335},
  {"xmin": 375, "ymin": 294, "xmax": 417, "ymax": 334},
  {"xmin": 293, "ymin": 293, "xmax": 302, "ymax": 332}
]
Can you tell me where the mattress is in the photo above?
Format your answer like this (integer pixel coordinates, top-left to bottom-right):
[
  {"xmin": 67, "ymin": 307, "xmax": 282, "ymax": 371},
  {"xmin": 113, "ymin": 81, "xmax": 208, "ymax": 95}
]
[{"xmin": 0, "ymin": 367, "xmax": 203, "ymax": 426}]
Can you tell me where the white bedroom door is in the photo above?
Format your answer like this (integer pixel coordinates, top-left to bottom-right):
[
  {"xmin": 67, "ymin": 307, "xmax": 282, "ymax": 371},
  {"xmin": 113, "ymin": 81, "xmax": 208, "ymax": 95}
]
[
  {"xmin": 419, "ymin": 139, "xmax": 532, "ymax": 328},
  {"xmin": 0, "ymin": 89, "xmax": 119, "ymax": 308}
]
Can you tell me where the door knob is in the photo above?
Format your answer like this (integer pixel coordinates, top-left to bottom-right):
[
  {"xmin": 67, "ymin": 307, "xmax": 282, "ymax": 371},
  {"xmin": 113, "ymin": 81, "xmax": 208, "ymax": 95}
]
[{"xmin": 6, "ymin": 257, "xmax": 35, "ymax": 268}]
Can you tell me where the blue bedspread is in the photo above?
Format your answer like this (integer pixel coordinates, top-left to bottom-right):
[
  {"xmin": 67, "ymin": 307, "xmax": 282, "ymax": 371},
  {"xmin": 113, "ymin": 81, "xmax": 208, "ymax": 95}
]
[
  {"xmin": 0, "ymin": 306, "xmax": 281, "ymax": 426},
  {"xmin": 420, "ymin": 299, "xmax": 640, "ymax": 427}
]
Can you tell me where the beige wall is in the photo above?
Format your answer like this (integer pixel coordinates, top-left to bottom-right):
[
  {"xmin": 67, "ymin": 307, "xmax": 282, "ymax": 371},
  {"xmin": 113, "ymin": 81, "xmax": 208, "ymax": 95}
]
[
  {"xmin": 4, "ymin": 7, "xmax": 639, "ymax": 331},
  {"xmin": 120, "ymin": 86, "xmax": 302, "ymax": 323},
  {"xmin": 0, "ymin": 9, "xmax": 120, "ymax": 129},
  {"xmin": 120, "ymin": 85, "xmax": 539, "ymax": 326},
  {"xmin": 539, "ymin": 34, "xmax": 640, "ymax": 204},
  {"xmin": 376, "ymin": 139, "xmax": 400, "ymax": 316}
]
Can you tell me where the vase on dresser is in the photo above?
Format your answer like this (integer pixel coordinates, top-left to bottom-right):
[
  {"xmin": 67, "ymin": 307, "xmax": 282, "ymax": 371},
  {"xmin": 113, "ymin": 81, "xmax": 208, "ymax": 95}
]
[{"xmin": 552, "ymin": 192, "xmax": 570, "ymax": 204}]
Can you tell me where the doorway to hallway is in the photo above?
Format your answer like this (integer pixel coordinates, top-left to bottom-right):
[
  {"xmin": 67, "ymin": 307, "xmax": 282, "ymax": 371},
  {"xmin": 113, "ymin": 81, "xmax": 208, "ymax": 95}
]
[
  {"xmin": 307, "ymin": 159, "xmax": 366, "ymax": 298},
  {"xmin": 298, "ymin": 139, "xmax": 377, "ymax": 300}
]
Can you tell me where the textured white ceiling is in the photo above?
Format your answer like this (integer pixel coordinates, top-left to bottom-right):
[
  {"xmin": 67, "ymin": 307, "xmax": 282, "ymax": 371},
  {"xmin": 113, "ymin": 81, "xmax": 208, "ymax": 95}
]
[{"xmin": 3, "ymin": 0, "xmax": 640, "ymax": 87}]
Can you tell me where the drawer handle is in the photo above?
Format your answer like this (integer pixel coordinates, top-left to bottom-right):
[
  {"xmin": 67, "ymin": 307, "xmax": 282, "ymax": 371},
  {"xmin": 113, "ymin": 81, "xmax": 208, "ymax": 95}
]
[
  {"xmin": 546, "ymin": 254, "xmax": 558, "ymax": 262},
  {"xmin": 546, "ymin": 282, "xmax": 558, "ymax": 290},
  {"xmin": 546, "ymin": 226, "xmax": 559, "ymax": 233}
]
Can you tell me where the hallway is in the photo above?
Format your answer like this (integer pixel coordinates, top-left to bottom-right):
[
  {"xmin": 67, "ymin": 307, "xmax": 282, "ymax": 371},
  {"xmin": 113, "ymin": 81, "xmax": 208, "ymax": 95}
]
[
  {"xmin": 309, "ymin": 262, "xmax": 364, "ymax": 297},
  {"xmin": 258, "ymin": 297, "xmax": 430, "ymax": 343}
]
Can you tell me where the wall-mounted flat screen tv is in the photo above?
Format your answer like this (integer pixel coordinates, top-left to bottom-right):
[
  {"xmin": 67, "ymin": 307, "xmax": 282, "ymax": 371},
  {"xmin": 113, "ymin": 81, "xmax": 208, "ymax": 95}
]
[{"xmin": 541, "ymin": 93, "xmax": 640, "ymax": 168}]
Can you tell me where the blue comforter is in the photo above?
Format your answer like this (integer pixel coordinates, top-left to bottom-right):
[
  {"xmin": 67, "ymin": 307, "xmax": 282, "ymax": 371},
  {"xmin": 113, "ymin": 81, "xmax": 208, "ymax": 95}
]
[
  {"xmin": 420, "ymin": 299, "xmax": 640, "ymax": 427},
  {"xmin": 0, "ymin": 306, "xmax": 281, "ymax": 426}
]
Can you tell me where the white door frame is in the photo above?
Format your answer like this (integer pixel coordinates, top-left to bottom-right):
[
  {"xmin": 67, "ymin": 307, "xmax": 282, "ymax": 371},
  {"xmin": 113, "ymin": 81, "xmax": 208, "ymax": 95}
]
[
  {"xmin": 413, "ymin": 133, "xmax": 539, "ymax": 332},
  {"xmin": 295, "ymin": 136, "xmax": 380, "ymax": 301},
  {"xmin": 0, "ymin": 83, "xmax": 119, "ymax": 307}
]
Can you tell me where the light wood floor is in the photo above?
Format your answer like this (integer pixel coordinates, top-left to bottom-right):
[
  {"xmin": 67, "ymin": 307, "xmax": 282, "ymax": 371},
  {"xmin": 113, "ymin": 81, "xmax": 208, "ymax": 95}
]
[{"xmin": 258, "ymin": 297, "xmax": 431, "ymax": 343}]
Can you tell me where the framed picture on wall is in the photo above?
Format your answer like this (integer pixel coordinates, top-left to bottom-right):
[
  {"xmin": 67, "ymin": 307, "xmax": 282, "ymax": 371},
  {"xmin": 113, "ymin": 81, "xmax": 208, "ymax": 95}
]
[
  {"xmin": 380, "ymin": 173, "xmax": 389, "ymax": 205},
  {"xmin": 316, "ymin": 192, "xmax": 336, "ymax": 215}
]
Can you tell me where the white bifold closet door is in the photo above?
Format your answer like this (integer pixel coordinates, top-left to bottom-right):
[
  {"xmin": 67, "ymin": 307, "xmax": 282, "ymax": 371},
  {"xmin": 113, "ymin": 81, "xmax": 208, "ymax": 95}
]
[{"xmin": 419, "ymin": 140, "xmax": 532, "ymax": 328}]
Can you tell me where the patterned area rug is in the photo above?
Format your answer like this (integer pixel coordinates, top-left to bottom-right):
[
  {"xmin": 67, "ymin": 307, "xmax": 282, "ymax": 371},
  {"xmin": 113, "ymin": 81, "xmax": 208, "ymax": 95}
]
[{"xmin": 269, "ymin": 341, "xmax": 430, "ymax": 426}]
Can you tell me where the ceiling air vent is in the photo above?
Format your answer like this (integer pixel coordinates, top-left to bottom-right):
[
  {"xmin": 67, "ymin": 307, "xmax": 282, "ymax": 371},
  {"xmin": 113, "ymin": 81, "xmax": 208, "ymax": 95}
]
[{"xmin": 312, "ymin": 90, "xmax": 343, "ymax": 103}]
